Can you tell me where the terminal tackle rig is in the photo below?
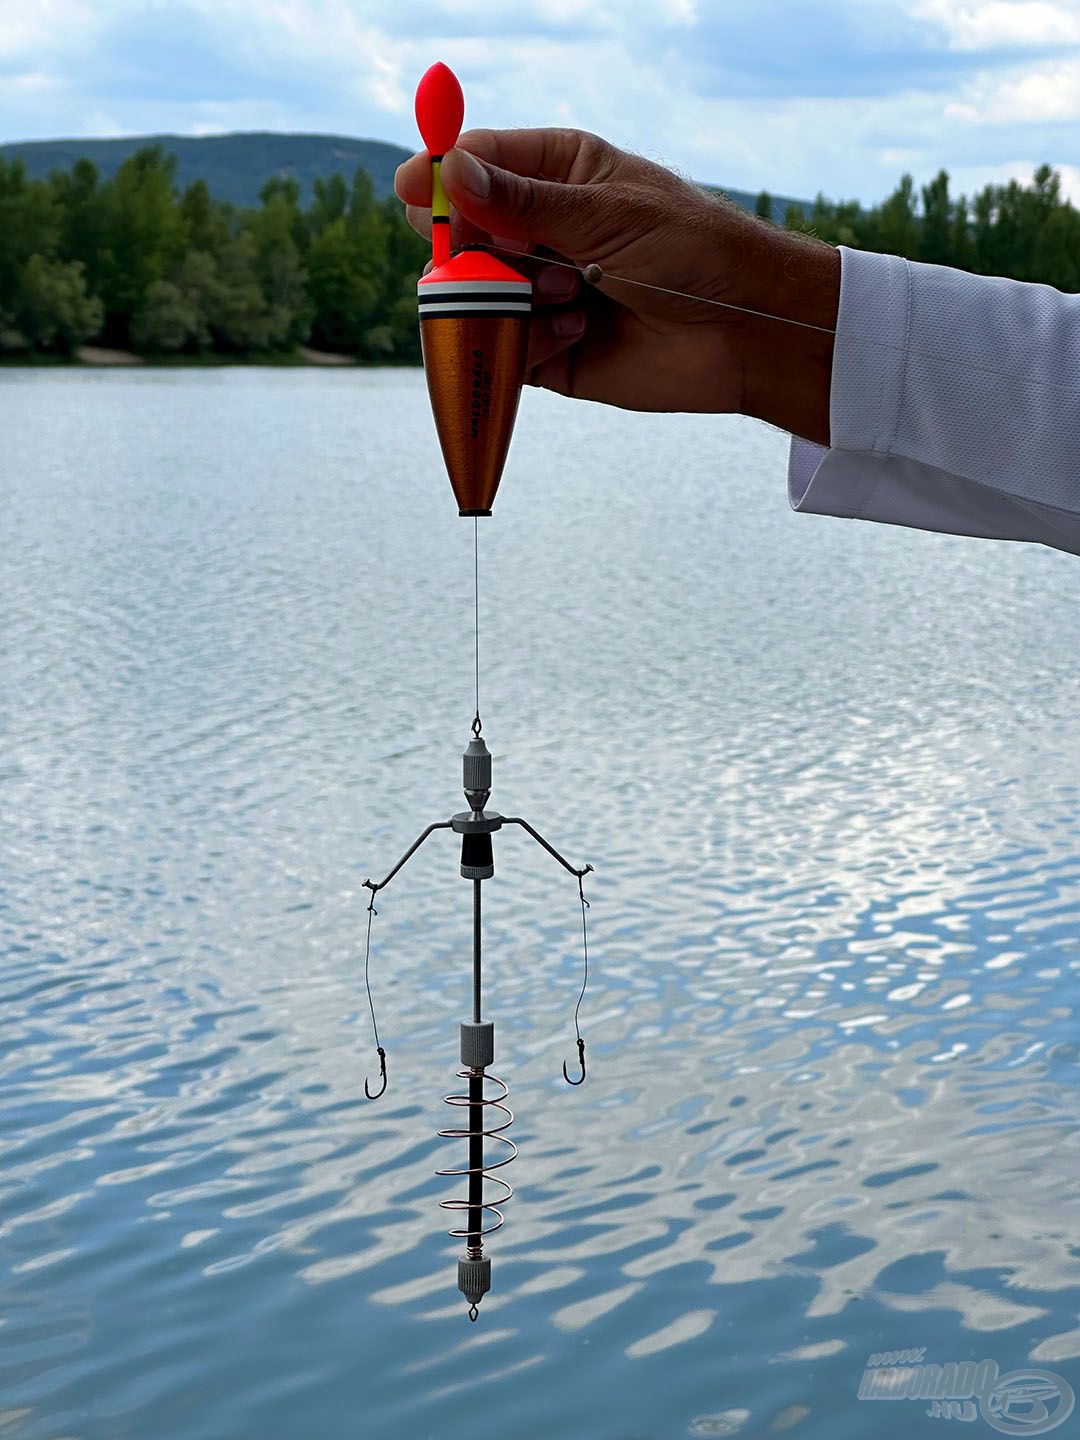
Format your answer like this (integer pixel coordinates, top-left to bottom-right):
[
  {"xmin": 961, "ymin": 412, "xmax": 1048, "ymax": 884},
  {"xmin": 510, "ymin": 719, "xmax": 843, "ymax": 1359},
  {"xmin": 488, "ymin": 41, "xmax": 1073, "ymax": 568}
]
[{"xmin": 361, "ymin": 727, "xmax": 593, "ymax": 1320}]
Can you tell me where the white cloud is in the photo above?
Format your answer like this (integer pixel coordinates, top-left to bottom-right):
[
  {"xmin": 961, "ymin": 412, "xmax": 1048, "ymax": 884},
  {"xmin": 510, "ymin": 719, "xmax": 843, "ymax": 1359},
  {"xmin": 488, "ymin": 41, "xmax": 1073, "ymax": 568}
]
[
  {"xmin": 943, "ymin": 155, "xmax": 1080, "ymax": 201},
  {"xmin": 947, "ymin": 155, "xmax": 1058, "ymax": 192},
  {"xmin": 912, "ymin": 0, "xmax": 1080, "ymax": 49},
  {"xmin": 1054, "ymin": 160, "xmax": 1080, "ymax": 199},
  {"xmin": 3, "ymin": 0, "xmax": 1080, "ymax": 205},
  {"xmin": 0, "ymin": 0, "xmax": 98, "ymax": 61},
  {"xmin": 945, "ymin": 55, "xmax": 1080, "ymax": 121},
  {"xmin": 5, "ymin": 72, "xmax": 61, "ymax": 94}
]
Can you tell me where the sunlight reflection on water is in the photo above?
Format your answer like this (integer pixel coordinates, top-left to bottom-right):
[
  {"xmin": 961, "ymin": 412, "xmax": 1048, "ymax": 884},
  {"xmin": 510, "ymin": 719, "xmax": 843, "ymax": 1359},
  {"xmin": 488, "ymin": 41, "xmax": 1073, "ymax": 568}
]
[{"xmin": 1, "ymin": 367, "xmax": 1078, "ymax": 1440}]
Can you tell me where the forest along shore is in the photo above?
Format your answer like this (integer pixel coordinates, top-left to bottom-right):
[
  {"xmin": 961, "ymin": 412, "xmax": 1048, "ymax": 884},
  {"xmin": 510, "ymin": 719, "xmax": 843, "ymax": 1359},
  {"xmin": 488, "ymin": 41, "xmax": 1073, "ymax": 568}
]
[
  {"xmin": 0, "ymin": 145, "xmax": 428, "ymax": 366},
  {"xmin": 5, "ymin": 138, "xmax": 1078, "ymax": 368}
]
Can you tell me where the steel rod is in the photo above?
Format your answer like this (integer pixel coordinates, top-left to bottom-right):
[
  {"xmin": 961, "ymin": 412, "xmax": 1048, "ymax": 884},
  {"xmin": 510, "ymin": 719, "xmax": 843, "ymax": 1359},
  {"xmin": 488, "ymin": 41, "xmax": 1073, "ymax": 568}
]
[
  {"xmin": 468, "ymin": 1070, "xmax": 484, "ymax": 1249},
  {"xmin": 472, "ymin": 877, "xmax": 482, "ymax": 1023}
]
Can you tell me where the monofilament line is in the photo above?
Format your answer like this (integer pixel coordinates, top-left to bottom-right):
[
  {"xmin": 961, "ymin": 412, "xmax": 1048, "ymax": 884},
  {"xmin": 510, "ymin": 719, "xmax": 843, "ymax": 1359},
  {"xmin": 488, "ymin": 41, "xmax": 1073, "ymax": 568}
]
[
  {"xmin": 473, "ymin": 517, "xmax": 481, "ymax": 737},
  {"xmin": 484, "ymin": 244, "xmax": 837, "ymax": 336},
  {"xmin": 482, "ymin": 241, "xmax": 1073, "ymax": 388}
]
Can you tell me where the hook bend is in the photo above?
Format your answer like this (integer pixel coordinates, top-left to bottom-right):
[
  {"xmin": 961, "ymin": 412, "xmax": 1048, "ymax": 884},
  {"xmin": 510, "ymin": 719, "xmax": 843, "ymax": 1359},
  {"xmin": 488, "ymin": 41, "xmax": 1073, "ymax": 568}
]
[{"xmin": 562, "ymin": 1037, "xmax": 586, "ymax": 1086}]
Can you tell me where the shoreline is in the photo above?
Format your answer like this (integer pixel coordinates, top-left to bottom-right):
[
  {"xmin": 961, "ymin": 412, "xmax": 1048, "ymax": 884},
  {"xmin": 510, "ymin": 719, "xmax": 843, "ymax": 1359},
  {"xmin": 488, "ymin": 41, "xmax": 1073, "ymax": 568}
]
[{"xmin": 0, "ymin": 346, "xmax": 421, "ymax": 369}]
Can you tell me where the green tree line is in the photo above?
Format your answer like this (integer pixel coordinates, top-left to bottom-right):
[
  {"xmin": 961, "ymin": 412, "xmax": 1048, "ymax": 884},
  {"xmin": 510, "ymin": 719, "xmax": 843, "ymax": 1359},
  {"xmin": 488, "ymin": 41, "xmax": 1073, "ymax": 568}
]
[
  {"xmin": 2, "ymin": 145, "xmax": 1078, "ymax": 360},
  {"xmin": 756, "ymin": 163, "xmax": 1080, "ymax": 291},
  {"xmin": 0, "ymin": 144, "xmax": 429, "ymax": 360}
]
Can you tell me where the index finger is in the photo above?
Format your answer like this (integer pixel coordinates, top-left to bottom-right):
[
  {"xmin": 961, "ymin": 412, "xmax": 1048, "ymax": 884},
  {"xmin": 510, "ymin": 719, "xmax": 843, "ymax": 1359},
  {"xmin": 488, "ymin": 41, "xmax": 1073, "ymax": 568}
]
[
  {"xmin": 394, "ymin": 126, "xmax": 627, "ymax": 207},
  {"xmin": 456, "ymin": 127, "xmax": 624, "ymax": 185}
]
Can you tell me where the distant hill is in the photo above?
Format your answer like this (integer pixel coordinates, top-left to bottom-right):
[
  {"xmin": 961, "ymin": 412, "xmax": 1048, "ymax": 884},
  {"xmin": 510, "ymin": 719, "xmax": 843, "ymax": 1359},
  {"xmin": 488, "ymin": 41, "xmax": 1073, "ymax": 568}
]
[
  {"xmin": 0, "ymin": 132, "xmax": 414, "ymax": 207},
  {"xmin": 0, "ymin": 131, "xmax": 809, "ymax": 220}
]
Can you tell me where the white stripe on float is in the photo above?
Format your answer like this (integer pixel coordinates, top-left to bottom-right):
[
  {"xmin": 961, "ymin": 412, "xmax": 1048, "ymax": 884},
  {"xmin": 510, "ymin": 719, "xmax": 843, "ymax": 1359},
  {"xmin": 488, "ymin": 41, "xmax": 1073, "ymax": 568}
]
[
  {"xmin": 417, "ymin": 280, "xmax": 532, "ymax": 296},
  {"xmin": 418, "ymin": 302, "xmax": 531, "ymax": 313}
]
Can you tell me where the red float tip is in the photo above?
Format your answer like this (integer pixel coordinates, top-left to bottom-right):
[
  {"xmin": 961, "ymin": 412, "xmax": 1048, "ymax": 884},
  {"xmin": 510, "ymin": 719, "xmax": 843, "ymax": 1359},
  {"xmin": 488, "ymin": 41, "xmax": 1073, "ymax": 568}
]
[{"xmin": 415, "ymin": 62, "xmax": 464, "ymax": 157}]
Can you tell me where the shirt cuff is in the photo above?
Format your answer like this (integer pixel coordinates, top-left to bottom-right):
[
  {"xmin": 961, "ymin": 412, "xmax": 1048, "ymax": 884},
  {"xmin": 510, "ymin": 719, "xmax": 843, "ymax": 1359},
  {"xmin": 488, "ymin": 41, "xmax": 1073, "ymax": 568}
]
[
  {"xmin": 786, "ymin": 246, "xmax": 1080, "ymax": 556},
  {"xmin": 787, "ymin": 246, "xmax": 911, "ymax": 525},
  {"xmin": 789, "ymin": 437, "xmax": 1080, "ymax": 554}
]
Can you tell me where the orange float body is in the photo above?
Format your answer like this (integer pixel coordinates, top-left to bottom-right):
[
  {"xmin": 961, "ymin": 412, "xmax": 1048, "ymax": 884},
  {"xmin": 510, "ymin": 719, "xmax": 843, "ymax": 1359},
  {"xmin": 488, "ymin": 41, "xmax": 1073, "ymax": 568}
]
[{"xmin": 418, "ymin": 250, "xmax": 531, "ymax": 517}]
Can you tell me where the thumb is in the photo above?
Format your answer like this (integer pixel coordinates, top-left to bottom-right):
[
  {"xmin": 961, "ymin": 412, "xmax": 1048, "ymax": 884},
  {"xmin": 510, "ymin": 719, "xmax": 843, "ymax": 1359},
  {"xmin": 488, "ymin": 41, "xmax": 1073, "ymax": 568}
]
[{"xmin": 440, "ymin": 147, "xmax": 623, "ymax": 261}]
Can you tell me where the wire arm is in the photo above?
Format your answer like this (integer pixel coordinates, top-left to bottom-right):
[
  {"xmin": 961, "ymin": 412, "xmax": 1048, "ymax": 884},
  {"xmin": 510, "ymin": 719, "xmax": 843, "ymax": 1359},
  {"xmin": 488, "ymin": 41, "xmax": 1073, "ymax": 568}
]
[
  {"xmin": 363, "ymin": 820, "xmax": 454, "ymax": 895},
  {"xmin": 502, "ymin": 816, "xmax": 594, "ymax": 881}
]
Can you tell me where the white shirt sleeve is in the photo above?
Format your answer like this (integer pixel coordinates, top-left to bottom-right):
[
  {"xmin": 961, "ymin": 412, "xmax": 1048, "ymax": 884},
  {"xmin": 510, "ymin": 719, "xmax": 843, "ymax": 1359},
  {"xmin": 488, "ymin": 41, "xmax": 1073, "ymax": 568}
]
[{"xmin": 788, "ymin": 244, "xmax": 1080, "ymax": 557}]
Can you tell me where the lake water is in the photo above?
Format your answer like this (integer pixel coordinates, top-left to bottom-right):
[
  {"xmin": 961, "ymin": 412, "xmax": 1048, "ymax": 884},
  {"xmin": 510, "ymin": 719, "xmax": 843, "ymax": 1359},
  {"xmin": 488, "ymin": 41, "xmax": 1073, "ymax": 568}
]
[{"xmin": 1, "ymin": 367, "xmax": 1078, "ymax": 1440}]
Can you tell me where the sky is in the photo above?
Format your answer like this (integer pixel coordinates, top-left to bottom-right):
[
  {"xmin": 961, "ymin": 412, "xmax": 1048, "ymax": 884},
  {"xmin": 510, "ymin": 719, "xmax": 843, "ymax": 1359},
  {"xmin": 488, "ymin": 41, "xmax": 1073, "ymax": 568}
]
[{"xmin": 3, "ymin": 0, "xmax": 1080, "ymax": 204}]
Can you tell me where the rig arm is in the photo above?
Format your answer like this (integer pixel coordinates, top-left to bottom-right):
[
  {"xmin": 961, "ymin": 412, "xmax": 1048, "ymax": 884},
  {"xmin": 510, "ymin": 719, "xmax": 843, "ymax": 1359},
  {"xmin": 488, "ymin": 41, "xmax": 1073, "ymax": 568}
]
[
  {"xmin": 364, "ymin": 820, "xmax": 454, "ymax": 895},
  {"xmin": 502, "ymin": 817, "xmax": 594, "ymax": 881}
]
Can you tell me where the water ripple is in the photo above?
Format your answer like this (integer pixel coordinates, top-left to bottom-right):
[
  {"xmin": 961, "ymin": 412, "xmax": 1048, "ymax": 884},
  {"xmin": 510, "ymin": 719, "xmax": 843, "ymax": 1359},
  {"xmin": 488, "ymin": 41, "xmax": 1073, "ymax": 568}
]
[{"xmin": 0, "ymin": 370, "xmax": 1077, "ymax": 1440}]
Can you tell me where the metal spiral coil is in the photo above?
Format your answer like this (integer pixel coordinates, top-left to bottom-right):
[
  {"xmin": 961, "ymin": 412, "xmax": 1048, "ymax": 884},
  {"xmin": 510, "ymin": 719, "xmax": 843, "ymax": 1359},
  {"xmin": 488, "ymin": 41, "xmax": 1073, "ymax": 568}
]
[{"xmin": 435, "ymin": 1068, "xmax": 517, "ymax": 1240}]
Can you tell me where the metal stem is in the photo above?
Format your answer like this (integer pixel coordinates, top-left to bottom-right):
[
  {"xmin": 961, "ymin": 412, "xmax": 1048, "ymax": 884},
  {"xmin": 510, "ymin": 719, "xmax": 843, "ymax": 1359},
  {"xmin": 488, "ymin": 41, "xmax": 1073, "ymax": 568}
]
[
  {"xmin": 472, "ymin": 877, "xmax": 482, "ymax": 1023},
  {"xmin": 468, "ymin": 1069, "xmax": 483, "ymax": 1249}
]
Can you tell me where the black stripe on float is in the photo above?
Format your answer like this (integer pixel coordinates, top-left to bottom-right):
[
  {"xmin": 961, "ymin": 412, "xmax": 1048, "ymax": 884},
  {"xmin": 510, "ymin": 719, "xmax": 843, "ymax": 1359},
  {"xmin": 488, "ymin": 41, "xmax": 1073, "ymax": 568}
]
[
  {"xmin": 432, "ymin": 215, "xmax": 450, "ymax": 224},
  {"xmin": 419, "ymin": 308, "xmax": 530, "ymax": 320},
  {"xmin": 418, "ymin": 291, "xmax": 530, "ymax": 305}
]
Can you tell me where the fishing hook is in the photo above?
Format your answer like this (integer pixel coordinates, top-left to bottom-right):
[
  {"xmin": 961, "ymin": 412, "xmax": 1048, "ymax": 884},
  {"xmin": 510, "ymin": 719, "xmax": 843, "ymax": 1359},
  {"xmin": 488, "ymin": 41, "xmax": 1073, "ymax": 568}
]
[
  {"xmin": 562, "ymin": 866, "xmax": 591, "ymax": 1085},
  {"xmin": 362, "ymin": 883, "xmax": 388, "ymax": 1100},
  {"xmin": 365, "ymin": 1044, "xmax": 388, "ymax": 1100},
  {"xmin": 563, "ymin": 1036, "xmax": 586, "ymax": 1086}
]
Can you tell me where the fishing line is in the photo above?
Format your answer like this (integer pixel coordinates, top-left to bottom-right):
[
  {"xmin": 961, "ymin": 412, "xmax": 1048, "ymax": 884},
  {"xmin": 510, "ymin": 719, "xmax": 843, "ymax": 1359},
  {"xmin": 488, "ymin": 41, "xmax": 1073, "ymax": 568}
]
[
  {"xmin": 562, "ymin": 870, "xmax": 591, "ymax": 1085},
  {"xmin": 482, "ymin": 240, "xmax": 1080, "ymax": 393},
  {"xmin": 472, "ymin": 517, "xmax": 481, "ymax": 739},
  {"xmin": 481, "ymin": 243, "xmax": 838, "ymax": 335}
]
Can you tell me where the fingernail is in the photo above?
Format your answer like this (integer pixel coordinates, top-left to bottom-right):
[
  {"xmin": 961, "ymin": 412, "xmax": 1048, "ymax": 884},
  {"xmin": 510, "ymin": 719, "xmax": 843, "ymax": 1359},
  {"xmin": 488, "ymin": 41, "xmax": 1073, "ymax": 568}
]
[
  {"xmin": 553, "ymin": 311, "xmax": 585, "ymax": 339},
  {"xmin": 536, "ymin": 266, "xmax": 578, "ymax": 299},
  {"xmin": 456, "ymin": 150, "xmax": 492, "ymax": 199}
]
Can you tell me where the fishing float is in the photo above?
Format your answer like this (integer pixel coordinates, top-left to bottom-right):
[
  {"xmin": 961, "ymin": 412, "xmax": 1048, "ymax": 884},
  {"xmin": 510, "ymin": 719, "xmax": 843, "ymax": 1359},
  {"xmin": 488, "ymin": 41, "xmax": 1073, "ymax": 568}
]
[{"xmin": 415, "ymin": 60, "xmax": 533, "ymax": 517}]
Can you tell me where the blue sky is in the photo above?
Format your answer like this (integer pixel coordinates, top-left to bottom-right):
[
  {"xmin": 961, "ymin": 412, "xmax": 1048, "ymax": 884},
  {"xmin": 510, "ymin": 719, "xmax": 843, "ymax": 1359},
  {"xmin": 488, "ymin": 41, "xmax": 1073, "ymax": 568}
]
[{"xmin": 3, "ymin": 0, "xmax": 1080, "ymax": 204}]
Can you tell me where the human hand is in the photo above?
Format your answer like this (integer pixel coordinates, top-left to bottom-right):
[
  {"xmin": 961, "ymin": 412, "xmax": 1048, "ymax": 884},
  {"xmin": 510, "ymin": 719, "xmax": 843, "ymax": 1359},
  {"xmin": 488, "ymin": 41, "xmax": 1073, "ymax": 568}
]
[{"xmin": 394, "ymin": 128, "xmax": 838, "ymax": 444}]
